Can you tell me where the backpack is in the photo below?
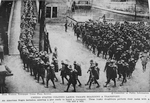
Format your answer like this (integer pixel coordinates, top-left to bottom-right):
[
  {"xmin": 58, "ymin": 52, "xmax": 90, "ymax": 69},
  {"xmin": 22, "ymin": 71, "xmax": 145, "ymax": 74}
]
[{"xmin": 76, "ymin": 64, "xmax": 82, "ymax": 76}]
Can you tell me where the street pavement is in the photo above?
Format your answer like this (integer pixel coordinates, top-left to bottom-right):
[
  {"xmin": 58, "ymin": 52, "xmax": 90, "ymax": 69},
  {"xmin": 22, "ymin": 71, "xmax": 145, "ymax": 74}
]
[
  {"xmin": 45, "ymin": 24, "xmax": 150, "ymax": 92},
  {"xmin": 3, "ymin": 23, "xmax": 150, "ymax": 93}
]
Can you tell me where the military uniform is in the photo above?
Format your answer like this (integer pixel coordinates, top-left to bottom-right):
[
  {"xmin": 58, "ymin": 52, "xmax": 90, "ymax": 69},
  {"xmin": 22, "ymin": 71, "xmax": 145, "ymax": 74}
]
[
  {"xmin": 60, "ymin": 61, "xmax": 69, "ymax": 84},
  {"xmin": 64, "ymin": 67, "xmax": 77, "ymax": 92},
  {"xmin": 74, "ymin": 61, "xmax": 82, "ymax": 86},
  {"xmin": 104, "ymin": 60, "xmax": 117, "ymax": 87},
  {"xmin": 46, "ymin": 64, "xmax": 56, "ymax": 88},
  {"xmin": 89, "ymin": 63, "xmax": 100, "ymax": 89}
]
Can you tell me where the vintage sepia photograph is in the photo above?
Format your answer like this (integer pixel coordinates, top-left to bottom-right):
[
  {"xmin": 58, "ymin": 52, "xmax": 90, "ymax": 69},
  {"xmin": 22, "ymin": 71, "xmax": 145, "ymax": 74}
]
[{"xmin": 0, "ymin": 0, "xmax": 150, "ymax": 93}]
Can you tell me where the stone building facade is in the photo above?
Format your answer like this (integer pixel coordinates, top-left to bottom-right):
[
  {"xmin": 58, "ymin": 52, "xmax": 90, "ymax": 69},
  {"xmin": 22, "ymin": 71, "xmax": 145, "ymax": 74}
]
[{"xmin": 45, "ymin": 0, "xmax": 68, "ymax": 23}]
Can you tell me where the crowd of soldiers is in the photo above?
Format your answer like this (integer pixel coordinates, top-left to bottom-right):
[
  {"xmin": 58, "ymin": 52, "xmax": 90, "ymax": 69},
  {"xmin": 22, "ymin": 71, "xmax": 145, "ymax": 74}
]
[
  {"xmin": 17, "ymin": 0, "xmax": 150, "ymax": 92},
  {"xmin": 74, "ymin": 20, "xmax": 150, "ymax": 57},
  {"xmin": 73, "ymin": 20, "xmax": 150, "ymax": 86}
]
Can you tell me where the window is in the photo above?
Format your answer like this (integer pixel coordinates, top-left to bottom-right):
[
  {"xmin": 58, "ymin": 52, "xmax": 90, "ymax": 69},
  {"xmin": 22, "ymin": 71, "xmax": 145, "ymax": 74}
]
[
  {"xmin": 46, "ymin": 6, "xmax": 57, "ymax": 18},
  {"xmin": 46, "ymin": 7, "xmax": 51, "ymax": 18},
  {"xmin": 52, "ymin": 7, "xmax": 57, "ymax": 18}
]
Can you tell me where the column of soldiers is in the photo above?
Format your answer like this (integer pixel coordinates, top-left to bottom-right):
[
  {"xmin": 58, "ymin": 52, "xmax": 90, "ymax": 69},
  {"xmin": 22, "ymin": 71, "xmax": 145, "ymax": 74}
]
[
  {"xmin": 18, "ymin": 0, "xmax": 56, "ymax": 88},
  {"xmin": 18, "ymin": 0, "xmax": 83, "ymax": 92}
]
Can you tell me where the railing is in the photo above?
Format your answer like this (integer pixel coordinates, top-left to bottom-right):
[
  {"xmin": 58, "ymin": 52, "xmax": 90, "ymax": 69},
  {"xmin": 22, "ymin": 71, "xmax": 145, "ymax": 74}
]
[{"xmin": 66, "ymin": 16, "xmax": 78, "ymax": 28}]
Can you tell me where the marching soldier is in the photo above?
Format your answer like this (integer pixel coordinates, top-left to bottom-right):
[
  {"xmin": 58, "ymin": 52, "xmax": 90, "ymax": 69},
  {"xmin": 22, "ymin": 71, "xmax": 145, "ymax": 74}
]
[
  {"xmin": 51, "ymin": 57, "xmax": 59, "ymax": 82},
  {"xmin": 85, "ymin": 60, "xmax": 94, "ymax": 86},
  {"xmin": 59, "ymin": 61, "xmax": 69, "ymax": 84},
  {"xmin": 104, "ymin": 60, "xmax": 117, "ymax": 87},
  {"xmin": 52, "ymin": 57, "xmax": 59, "ymax": 73},
  {"xmin": 46, "ymin": 64, "xmax": 56, "ymax": 88},
  {"xmin": 88, "ymin": 62, "xmax": 100, "ymax": 89},
  {"xmin": 64, "ymin": 65, "xmax": 77, "ymax": 92},
  {"xmin": 73, "ymin": 61, "xmax": 82, "ymax": 86},
  {"xmin": 51, "ymin": 58, "xmax": 58, "ymax": 82},
  {"xmin": 104, "ymin": 59, "xmax": 111, "ymax": 80}
]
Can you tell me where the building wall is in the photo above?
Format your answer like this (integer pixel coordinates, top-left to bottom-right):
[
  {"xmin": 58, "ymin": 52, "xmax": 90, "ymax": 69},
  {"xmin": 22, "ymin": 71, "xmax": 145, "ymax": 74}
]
[
  {"xmin": 93, "ymin": 0, "xmax": 148, "ymax": 14},
  {"xmin": 45, "ymin": 1, "xmax": 68, "ymax": 23}
]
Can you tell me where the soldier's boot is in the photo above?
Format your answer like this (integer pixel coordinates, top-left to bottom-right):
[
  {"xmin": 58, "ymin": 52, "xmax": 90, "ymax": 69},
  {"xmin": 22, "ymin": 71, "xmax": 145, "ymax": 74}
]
[
  {"xmin": 51, "ymin": 80, "xmax": 56, "ymax": 89},
  {"xmin": 95, "ymin": 80, "xmax": 100, "ymax": 88},
  {"xmin": 113, "ymin": 79, "xmax": 116, "ymax": 87},
  {"xmin": 88, "ymin": 79, "xmax": 93, "ymax": 89},
  {"xmin": 37, "ymin": 75, "xmax": 40, "ymax": 83},
  {"xmin": 46, "ymin": 79, "xmax": 49, "ymax": 88},
  {"xmin": 85, "ymin": 79, "xmax": 90, "ymax": 86},
  {"xmin": 72, "ymin": 85, "xmax": 76, "ymax": 92},
  {"xmin": 104, "ymin": 79, "xmax": 110, "ymax": 87},
  {"xmin": 34, "ymin": 73, "xmax": 37, "ymax": 80},
  {"xmin": 42, "ymin": 77, "xmax": 45, "ymax": 84},
  {"xmin": 23, "ymin": 63, "xmax": 26, "ymax": 70},
  {"xmin": 97, "ymin": 51, "xmax": 100, "ymax": 57},
  {"xmin": 55, "ymin": 75, "xmax": 58, "ymax": 82},
  {"xmin": 118, "ymin": 74, "xmax": 121, "ymax": 80},
  {"xmin": 64, "ymin": 83, "xmax": 71, "ymax": 92},
  {"xmin": 85, "ymin": 76, "xmax": 91, "ymax": 86},
  {"xmin": 77, "ymin": 79, "xmax": 82, "ymax": 86},
  {"xmin": 30, "ymin": 68, "xmax": 33, "ymax": 76},
  {"xmin": 27, "ymin": 65, "xmax": 29, "ymax": 72}
]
